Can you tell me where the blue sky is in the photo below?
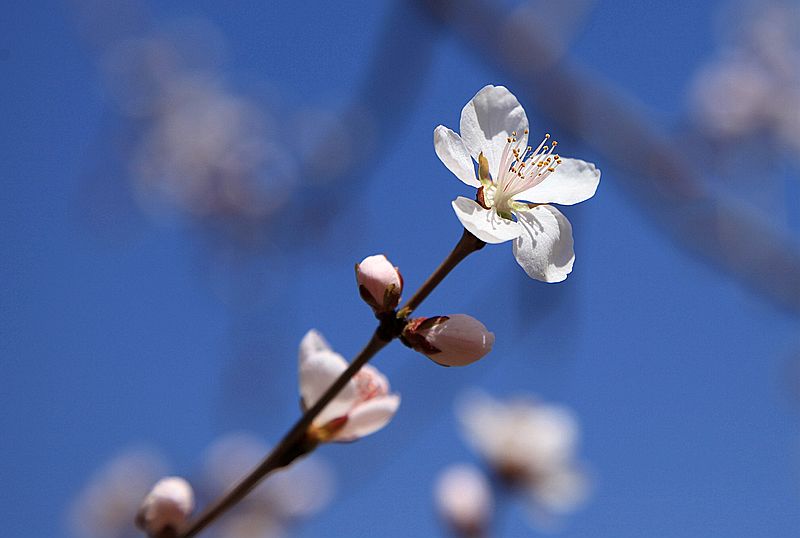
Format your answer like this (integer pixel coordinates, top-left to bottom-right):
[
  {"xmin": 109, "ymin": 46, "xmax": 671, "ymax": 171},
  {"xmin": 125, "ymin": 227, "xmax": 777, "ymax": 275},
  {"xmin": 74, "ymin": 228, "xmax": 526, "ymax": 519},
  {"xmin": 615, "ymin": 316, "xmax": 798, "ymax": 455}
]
[{"xmin": 2, "ymin": 1, "xmax": 799, "ymax": 537}]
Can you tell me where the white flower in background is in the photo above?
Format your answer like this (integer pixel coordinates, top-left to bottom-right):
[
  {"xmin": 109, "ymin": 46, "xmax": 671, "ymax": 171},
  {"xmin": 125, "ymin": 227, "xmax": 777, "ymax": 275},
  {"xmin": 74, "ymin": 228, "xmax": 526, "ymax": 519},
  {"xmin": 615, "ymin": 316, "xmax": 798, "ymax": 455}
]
[
  {"xmin": 299, "ymin": 330, "xmax": 400, "ymax": 442},
  {"xmin": 355, "ymin": 254, "xmax": 403, "ymax": 315},
  {"xmin": 69, "ymin": 448, "xmax": 167, "ymax": 538},
  {"xmin": 203, "ymin": 432, "xmax": 334, "ymax": 538},
  {"xmin": 434, "ymin": 464, "xmax": 493, "ymax": 537},
  {"xmin": 458, "ymin": 392, "xmax": 589, "ymax": 517},
  {"xmin": 136, "ymin": 477, "xmax": 194, "ymax": 537},
  {"xmin": 402, "ymin": 314, "xmax": 494, "ymax": 367},
  {"xmin": 435, "ymin": 85, "xmax": 600, "ymax": 282},
  {"xmin": 689, "ymin": 56, "xmax": 774, "ymax": 139}
]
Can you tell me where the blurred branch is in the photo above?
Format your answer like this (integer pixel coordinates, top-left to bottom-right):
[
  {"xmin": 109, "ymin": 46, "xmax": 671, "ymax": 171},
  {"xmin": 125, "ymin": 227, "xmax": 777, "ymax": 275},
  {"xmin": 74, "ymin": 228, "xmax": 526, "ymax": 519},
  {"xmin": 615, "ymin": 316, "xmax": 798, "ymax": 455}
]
[{"xmin": 421, "ymin": 0, "xmax": 800, "ymax": 312}]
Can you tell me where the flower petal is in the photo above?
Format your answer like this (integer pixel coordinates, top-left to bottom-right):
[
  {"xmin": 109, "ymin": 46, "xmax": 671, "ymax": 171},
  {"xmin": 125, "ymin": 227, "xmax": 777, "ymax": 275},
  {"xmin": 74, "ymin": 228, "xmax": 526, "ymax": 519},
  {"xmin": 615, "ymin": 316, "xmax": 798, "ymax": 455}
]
[
  {"xmin": 512, "ymin": 205, "xmax": 574, "ymax": 282},
  {"xmin": 452, "ymin": 197, "xmax": 522, "ymax": 244},
  {"xmin": 299, "ymin": 329, "xmax": 332, "ymax": 364},
  {"xmin": 298, "ymin": 337, "xmax": 359, "ymax": 425},
  {"xmin": 460, "ymin": 85, "xmax": 528, "ymax": 179},
  {"xmin": 332, "ymin": 394, "xmax": 401, "ymax": 442},
  {"xmin": 528, "ymin": 465, "xmax": 589, "ymax": 514},
  {"xmin": 514, "ymin": 158, "xmax": 600, "ymax": 206},
  {"xmin": 434, "ymin": 126, "xmax": 480, "ymax": 188}
]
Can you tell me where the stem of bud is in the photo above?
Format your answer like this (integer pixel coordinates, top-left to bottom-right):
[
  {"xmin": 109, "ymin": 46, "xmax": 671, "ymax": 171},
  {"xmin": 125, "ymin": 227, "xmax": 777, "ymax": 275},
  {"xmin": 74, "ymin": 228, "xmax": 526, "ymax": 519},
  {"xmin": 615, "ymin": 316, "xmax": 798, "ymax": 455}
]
[{"xmin": 176, "ymin": 227, "xmax": 485, "ymax": 538}]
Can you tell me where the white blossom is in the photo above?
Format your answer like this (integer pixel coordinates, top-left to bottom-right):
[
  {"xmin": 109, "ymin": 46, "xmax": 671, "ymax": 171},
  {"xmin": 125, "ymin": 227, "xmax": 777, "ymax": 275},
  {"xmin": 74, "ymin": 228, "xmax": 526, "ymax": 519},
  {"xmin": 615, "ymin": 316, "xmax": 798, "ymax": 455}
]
[
  {"xmin": 458, "ymin": 392, "xmax": 589, "ymax": 517},
  {"xmin": 299, "ymin": 330, "xmax": 400, "ymax": 442},
  {"xmin": 435, "ymin": 85, "xmax": 600, "ymax": 282}
]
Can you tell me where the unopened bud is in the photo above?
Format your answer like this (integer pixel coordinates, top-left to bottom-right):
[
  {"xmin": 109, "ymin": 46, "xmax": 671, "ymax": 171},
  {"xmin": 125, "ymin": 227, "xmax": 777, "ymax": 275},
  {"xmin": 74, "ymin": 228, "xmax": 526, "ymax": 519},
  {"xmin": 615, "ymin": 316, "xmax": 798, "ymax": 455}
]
[
  {"xmin": 435, "ymin": 464, "xmax": 493, "ymax": 537},
  {"xmin": 355, "ymin": 254, "xmax": 403, "ymax": 315},
  {"xmin": 136, "ymin": 477, "xmax": 194, "ymax": 537},
  {"xmin": 401, "ymin": 314, "xmax": 494, "ymax": 367}
]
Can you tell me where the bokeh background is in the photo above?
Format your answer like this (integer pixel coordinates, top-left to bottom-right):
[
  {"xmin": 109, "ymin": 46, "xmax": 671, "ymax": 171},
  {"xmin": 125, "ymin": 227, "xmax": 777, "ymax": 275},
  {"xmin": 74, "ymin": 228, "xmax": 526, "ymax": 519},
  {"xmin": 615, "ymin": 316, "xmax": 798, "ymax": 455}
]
[{"xmin": 2, "ymin": 0, "xmax": 799, "ymax": 536}]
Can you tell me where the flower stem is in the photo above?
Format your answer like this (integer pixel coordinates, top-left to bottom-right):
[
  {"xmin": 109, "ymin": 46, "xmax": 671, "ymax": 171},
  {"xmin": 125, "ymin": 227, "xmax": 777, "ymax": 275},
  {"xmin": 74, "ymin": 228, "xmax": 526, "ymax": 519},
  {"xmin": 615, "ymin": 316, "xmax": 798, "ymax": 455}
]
[
  {"xmin": 398, "ymin": 229, "xmax": 485, "ymax": 318},
  {"xmin": 178, "ymin": 332, "xmax": 386, "ymax": 538},
  {"xmin": 176, "ymin": 228, "xmax": 485, "ymax": 538}
]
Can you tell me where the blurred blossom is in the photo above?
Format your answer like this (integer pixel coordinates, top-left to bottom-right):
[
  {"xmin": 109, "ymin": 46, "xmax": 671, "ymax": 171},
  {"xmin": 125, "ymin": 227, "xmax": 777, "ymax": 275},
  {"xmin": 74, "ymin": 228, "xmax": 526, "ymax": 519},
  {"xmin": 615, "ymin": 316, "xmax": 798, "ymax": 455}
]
[
  {"xmin": 436, "ymin": 85, "xmax": 600, "ymax": 282},
  {"xmin": 458, "ymin": 391, "xmax": 590, "ymax": 522},
  {"xmin": 434, "ymin": 464, "xmax": 493, "ymax": 538},
  {"xmin": 298, "ymin": 330, "xmax": 400, "ymax": 442},
  {"xmin": 688, "ymin": 1, "xmax": 800, "ymax": 156},
  {"xmin": 202, "ymin": 432, "xmax": 334, "ymax": 538},
  {"xmin": 136, "ymin": 476, "xmax": 194, "ymax": 537},
  {"xmin": 70, "ymin": 448, "xmax": 168, "ymax": 538},
  {"xmin": 94, "ymin": 17, "xmax": 297, "ymax": 228},
  {"xmin": 690, "ymin": 56, "xmax": 774, "ymax": 139}
]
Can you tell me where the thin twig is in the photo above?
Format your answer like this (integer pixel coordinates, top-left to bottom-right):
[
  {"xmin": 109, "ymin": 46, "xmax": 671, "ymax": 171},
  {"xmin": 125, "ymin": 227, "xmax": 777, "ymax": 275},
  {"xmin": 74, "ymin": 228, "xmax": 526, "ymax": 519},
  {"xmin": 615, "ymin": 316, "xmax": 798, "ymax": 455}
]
[{"xmin": 177, "ymin": 229, "xmax": 485, "ymax": 538}]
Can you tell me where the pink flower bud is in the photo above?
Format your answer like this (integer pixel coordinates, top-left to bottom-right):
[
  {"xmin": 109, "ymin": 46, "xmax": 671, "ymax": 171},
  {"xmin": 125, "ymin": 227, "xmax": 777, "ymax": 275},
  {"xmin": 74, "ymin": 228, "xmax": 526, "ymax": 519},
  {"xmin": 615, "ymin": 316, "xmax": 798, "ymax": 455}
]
[
  {"xmin": 355, "ymin": 254, "xmax": 403, "ymax": 314},
  {"xmin": 402, "ymin": 314, "xmax": 494, "ymax": 367},
  {"xmin": 136, "ymin": 477, "xmax": 194, "ymax": 537}
]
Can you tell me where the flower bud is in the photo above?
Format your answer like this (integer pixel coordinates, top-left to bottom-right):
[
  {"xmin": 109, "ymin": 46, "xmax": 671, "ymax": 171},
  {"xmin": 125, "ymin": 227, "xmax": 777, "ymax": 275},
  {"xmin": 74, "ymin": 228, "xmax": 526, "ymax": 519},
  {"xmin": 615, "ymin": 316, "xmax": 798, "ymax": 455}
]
[
  {"xmin": 435, "ymin": 464, "xmax": 493, "ymax": 536},
  {"xmin": 401, "ymin": 314, "xmax": 494, "ymax": 367},
  {"xmin": 136, "ymin": 477, "xmax": 194, "ymax": 537},
  {"xmin": 355, "ymin": 254, "xmax": 403, "ymax": 314}
]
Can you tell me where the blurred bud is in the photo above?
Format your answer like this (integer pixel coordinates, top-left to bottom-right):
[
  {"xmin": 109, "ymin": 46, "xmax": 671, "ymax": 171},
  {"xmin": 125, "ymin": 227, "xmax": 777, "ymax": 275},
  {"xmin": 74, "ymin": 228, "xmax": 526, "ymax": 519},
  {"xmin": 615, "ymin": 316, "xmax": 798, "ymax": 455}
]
[
  {"xmin": 136, "ymin": 477, "xmax": 194, "ymax": 537},
  {"xmin": 402, "ymin": 314, "xmax": 494, "ymax": 367},
  {"xmin": 70, "ymin": 448, "xmax": 167, "ymax": 538},
  {"xmin": 435, "ymin": 464, "xmax": 493, "ymax": 537},
  {"xmin": 355, "ymin": 254, "xmax": 403, "ymax": 314}
]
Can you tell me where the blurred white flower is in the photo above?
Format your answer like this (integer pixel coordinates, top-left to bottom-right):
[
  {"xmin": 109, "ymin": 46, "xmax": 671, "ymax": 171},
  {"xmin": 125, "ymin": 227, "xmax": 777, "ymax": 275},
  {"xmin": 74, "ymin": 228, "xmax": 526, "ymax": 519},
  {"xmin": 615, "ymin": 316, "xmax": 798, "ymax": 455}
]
[
  {"xmin": 401, "ymin": 314, "xmax": 494, "ymax": 367},
  {"xmin": 136, "ymin": 476, "xmax": 194, "ymax": 537},
  {"xmin": 688, "ymin": 2, "xmax": 800, "ymax": 158},
  {"xmin": 458, "ymin": 392, "xmax": 589, "ymax": 517},
  {"xmin": 435, "ymin": 84, "xmax": 600, "ymax": 282},
  {"xmin": 98, "ymin": 22, "xmax": 296, "ymax": 224},
  {"xmin": 690, "ymin": 56, "xmax": 774, "ymax": 139},
  {"xmin": 434, "ymin": 464, "xmax": 493, "ymax": 537},
  {"xmin": 202, "ymin": 432, "xmax": 335, "ymax": 538},
  {"xmin": 299, "ymin": 330, "xmax": 400, "ymax": 442},
  {"xmin": 355, "ymin": 254, "xmax": 403, "ymax": 315},
  {"xmin": 69, "ymin": 448, "xmax": 167, "ymax": 538}
]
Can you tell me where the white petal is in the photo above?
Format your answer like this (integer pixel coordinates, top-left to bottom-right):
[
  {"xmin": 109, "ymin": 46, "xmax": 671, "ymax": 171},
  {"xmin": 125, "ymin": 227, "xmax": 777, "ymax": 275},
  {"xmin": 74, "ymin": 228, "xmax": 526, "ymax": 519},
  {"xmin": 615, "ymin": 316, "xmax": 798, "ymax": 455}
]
[
  {"xmin": 299, "ymin": 329, "xmax": 332, "ymax": 363},
  {"xmin": 354, "ymin": 364, "xmax": 390, "ymax": 399},
  {"xmin": 298, "ymin": 348, "xmax": 359, "ymax": 426},
  {"xmin": 434, "ymin": 126, "xmax": 480, "ymax": 187},
  {"xmin": 451, "ymin": 197, "xmax": 522, "ymax": 244},
  {"xmin": 332, "ymin": 394, "xmax": 401, "ymax": 442},
  {"xmin": 512, "ymin": 205, "xmax": 574, "ymax": 282},
  {"xmin": 529, "ymin": 465, "xmax": 589, "ymax": 514},
  {"xmin": 460, "ymin": 85, "xmax": 528, "ymax": 178},
  {"xmin": 514, "ymin": 158, "xmax": 600, "ymax": 206}
]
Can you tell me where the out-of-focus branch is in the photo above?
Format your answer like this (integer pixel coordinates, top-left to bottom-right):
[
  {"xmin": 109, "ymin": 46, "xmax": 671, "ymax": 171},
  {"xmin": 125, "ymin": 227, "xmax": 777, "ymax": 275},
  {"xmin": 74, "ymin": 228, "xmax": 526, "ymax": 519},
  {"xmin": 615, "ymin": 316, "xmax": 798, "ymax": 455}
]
[{"xmin": 421, "ymin": 0, "xmax": 800, "ymax": 312}]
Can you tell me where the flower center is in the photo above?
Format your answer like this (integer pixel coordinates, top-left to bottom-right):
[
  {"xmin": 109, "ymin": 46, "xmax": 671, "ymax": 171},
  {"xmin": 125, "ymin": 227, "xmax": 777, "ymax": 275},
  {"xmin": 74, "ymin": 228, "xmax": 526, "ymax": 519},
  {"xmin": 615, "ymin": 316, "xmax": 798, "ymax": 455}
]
[{"xmin": 492, "ymin": 130, "xmax": 563, "ymax": 210}]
